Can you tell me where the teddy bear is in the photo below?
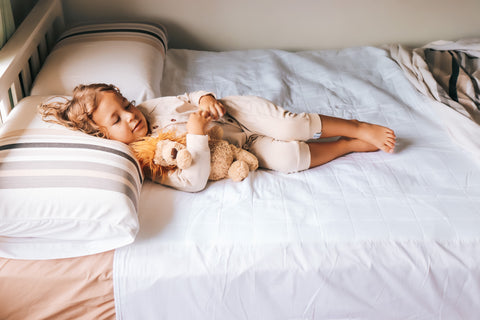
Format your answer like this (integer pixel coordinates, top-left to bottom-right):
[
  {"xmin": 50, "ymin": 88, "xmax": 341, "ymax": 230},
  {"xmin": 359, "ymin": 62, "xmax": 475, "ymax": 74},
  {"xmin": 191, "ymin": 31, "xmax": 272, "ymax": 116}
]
[
  {"xmin": 154, "ymin": 139, "xmax": 192, "ymax": 170},
  {"xmin": 129, "ymin": 130, "xmax": 188, "ymax": 180},
  {"xmin": 206, "ymin": 125, "xmax": 258, "ymax": 181},
  {"xmin": 129, "ymin": 126, "xmax": 258, "ymax": 182}
]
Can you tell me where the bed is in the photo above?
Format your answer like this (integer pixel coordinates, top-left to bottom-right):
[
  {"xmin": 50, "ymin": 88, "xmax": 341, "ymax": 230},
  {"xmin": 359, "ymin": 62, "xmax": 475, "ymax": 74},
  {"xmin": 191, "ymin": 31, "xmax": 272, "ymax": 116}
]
[{"xmin": 1, "ymin": 0, "xmax": 480, "ymax": 319}]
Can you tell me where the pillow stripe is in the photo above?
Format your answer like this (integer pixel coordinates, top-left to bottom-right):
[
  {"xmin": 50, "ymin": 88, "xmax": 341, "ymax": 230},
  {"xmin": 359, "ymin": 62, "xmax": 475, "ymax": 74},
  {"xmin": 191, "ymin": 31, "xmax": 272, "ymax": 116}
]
[
  {"xmin": 58, "ymin": 28, "xmax": 167, "ymax": 53},
  {"xmin": 0, "ymin": 160, "xmax": 140, "ymax": 210},
  {"xmin": 57, "ymin": 22, "xmax": 167, "ymax": 50},
  {"xmin": 0, "ymin": 160, "xmax": 139, "ymax": 191},
  {"xmin": 0, "ymin": 142, "xmax": 143, "ymax": 183},
  {"xmin": 0, "ymin": 175, "xmax": 138, "ymax": 210}
]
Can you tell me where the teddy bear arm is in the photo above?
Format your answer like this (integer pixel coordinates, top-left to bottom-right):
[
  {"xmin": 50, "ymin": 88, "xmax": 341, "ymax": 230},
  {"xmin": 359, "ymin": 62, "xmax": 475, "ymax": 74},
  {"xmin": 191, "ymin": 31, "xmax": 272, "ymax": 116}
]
[{"xmin": 208, "ymin": 140, "xmax": 234, "ymax": 181}]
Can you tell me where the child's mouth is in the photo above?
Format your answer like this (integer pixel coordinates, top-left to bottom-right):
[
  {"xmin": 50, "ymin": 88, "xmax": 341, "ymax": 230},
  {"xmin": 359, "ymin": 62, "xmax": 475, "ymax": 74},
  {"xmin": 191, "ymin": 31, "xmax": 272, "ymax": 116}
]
[{"xmin": 133, "ymin": 120, "xmax": 143, "ymax": 133}]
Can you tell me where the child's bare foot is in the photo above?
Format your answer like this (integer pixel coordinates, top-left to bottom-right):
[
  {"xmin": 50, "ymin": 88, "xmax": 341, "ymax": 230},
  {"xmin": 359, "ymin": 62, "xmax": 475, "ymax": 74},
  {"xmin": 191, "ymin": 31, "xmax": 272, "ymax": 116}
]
[
  {"xmin": 341, "ymin": 137, "xmax": 379, "ymax": 153},
  {"xmin": 354, "ymin": 121, "xmax": 396, "ymax": 153}
]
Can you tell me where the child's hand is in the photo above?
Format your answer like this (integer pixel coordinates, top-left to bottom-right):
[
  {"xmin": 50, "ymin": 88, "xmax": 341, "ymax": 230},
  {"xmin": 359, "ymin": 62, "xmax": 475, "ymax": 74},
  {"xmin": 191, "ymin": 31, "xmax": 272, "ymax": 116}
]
[
  {"xmin": 186, "ymin": 110, "xmax": 212, "ymax": 135},
  {"xmin": 199, "ymin": 94, "xmax": 225, "ymax": 120}
]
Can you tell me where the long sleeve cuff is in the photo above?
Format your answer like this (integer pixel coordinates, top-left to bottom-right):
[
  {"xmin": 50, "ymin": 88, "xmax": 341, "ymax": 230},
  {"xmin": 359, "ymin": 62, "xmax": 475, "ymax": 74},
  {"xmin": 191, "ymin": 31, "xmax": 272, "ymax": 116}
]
[
  {"xmin": 186, "ymin": 133, "xmax": 209, "ymax": 151},
  {"xmin": 189, "ymin": 91, "xmax": 216, "ymax": 106}
]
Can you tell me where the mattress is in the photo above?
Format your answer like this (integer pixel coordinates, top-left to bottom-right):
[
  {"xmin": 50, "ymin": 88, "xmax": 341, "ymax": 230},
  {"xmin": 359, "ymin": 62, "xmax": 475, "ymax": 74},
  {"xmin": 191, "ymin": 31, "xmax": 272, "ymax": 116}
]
[{"xmin": 113, "ymin": 47, "xmax": 480, "ymax": 319}]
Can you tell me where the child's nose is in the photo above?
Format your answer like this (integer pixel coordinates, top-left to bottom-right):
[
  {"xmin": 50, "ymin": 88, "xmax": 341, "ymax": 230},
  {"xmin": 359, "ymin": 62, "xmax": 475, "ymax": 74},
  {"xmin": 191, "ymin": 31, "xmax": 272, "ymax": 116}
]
[{"xmin": 125, "ymin": 111, "xmax": 135, "ymax": 121}]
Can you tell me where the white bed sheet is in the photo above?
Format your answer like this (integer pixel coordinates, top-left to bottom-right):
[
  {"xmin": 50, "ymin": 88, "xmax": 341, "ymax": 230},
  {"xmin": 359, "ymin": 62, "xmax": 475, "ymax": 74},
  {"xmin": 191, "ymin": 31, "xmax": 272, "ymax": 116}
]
[{"xmin": 114, "ymin": 47, "xmax": 480, "ymax": 319}]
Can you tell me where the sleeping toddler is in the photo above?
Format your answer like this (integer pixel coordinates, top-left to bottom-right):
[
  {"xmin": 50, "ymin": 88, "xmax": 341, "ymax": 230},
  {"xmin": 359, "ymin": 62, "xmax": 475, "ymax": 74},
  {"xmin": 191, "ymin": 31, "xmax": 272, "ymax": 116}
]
[{"xmin": 39, "ymin": 83, "xmax": 396, "ymax": 192}]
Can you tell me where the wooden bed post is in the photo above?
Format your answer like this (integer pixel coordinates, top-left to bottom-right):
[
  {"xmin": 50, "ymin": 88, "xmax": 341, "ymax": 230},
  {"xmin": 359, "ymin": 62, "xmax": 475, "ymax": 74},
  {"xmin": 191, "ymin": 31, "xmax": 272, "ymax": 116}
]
[{"xmin": 0, "ymin": 0, "xmax": 64, "ymax": 125}]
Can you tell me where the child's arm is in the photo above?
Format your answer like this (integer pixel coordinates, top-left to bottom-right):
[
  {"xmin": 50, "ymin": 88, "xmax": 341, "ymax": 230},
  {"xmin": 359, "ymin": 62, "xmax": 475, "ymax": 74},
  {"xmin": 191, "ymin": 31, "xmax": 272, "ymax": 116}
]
[
  {"xmin": 158, "ymin": 111, "xmax": 212, "ymax": 192},
  {"xmin": 177, "ymin": 91, "xmax": 214, "ymax": 106},
  {"xmin": 177, "ymin": 91, "xmax": 225, "ymax": 120},
  {"xmin": 186, "ymin": 110, "xmax": 212, "ymax": 135}
]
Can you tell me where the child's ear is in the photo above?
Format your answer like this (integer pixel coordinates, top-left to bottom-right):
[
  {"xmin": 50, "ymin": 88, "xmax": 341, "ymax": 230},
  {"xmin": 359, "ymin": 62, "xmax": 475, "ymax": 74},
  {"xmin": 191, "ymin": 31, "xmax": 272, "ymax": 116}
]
[{"xmin": 98, "ymin": 126, "xmax": 109, "ymax": 139}]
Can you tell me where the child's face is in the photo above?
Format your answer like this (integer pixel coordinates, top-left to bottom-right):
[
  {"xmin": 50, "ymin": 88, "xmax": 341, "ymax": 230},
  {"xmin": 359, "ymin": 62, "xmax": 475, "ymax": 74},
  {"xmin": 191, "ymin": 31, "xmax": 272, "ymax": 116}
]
[{"xmin": 92, "ymin": 91, "xmax": 148, "ymax": 144}]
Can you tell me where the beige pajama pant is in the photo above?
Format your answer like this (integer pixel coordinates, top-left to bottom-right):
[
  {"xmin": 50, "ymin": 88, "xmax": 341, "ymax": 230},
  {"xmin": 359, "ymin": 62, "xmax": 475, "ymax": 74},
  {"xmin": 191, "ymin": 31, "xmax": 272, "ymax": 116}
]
[{"xmin": 218, "ymin": 95, "xmax": 323, "ymax": 173}]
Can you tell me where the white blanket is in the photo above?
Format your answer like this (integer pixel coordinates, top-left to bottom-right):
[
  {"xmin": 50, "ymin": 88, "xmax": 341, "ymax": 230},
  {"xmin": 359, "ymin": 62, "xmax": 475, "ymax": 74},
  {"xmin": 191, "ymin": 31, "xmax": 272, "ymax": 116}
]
[{"xmin": 114, "ymin": 46, "xmax": 480, "ymax": 319}]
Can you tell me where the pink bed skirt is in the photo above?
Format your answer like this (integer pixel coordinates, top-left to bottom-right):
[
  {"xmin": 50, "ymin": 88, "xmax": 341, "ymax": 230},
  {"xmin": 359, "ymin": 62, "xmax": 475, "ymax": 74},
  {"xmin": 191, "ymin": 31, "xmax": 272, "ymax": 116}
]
[{"xmin": 0, "ymin": 250, "xmax": 115, "ymax": 319}]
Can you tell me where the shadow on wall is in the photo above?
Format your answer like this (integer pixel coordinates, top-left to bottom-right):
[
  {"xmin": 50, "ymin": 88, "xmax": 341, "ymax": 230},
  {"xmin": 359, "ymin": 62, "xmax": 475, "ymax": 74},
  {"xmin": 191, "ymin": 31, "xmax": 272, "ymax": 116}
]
[
  {"xmin": 64, "ymin": 16, "xmax": 209, "ymax": 51},
  {"xmin": 152, "ymin": 18, "xmax": 209, "ymax": 51},
  {"xmin": 10, "ymin": 0, "xmax": 39, "ymax": 27}
]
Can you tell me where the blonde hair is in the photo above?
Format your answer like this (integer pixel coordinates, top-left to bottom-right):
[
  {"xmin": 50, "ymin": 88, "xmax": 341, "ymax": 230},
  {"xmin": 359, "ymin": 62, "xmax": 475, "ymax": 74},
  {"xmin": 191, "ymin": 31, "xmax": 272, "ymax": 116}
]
[{"xmin": 38, "ymin": 83, "xmax": 123, "ymax": 138}]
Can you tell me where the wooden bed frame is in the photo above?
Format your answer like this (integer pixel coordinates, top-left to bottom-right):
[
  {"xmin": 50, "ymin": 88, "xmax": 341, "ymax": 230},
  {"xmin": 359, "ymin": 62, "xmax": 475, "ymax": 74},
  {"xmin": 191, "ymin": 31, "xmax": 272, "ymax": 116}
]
[{"xmin": 0, "ymin": 0, "xmax": 64, "ymax": 124}]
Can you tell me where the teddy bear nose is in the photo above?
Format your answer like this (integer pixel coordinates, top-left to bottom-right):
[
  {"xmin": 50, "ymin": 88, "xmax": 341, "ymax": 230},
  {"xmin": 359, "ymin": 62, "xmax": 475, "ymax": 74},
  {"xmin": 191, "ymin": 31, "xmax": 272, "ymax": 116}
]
[{"xmin": 171, "ymin": 148, "xmax": 178, "ymax": 159}]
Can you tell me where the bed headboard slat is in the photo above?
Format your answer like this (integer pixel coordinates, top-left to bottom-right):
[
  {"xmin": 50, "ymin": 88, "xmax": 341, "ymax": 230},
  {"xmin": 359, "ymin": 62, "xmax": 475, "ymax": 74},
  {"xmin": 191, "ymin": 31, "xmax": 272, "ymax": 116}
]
[
  {"xmin": 28, "ymin": 54, "xmax": 41, "ymax": 84},
  {"xmin": 20, "ymin": 66, "xmax": 31, "ymax": 97},
  {"xmin": 10, "ymin": 78, "xmax": 23, "ymax": 107},
  {"xmin": 37, "ymin": 37, "xmax": 48, "ymax": 66},
  {"xmin": 0, "ymin": 0, "xmax": 64, "ymax": 125}
]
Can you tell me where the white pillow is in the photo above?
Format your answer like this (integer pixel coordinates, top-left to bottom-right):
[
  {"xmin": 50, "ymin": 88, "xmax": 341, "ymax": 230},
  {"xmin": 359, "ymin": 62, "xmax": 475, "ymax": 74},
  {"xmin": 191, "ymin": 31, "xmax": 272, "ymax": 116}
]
[
  {"xmin": 31, "ymin": 22, "xmax": 168, "ymax": 103},
  {"xmin": 0, "ymin": 96, "xmax": 143, "ymax": 259}
]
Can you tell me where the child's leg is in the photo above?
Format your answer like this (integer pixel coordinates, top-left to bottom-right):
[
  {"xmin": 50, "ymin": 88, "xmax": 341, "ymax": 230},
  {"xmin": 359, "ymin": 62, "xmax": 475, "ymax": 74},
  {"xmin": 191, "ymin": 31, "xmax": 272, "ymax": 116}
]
[
  {"xmin": 320, "ymin": 115, "xmax": 396, "ymax": 153},
  {"xmin": 245, "ymin": 136, "xmax": 311, "ymax": 173},
  {"xmin": 220, "ymin": 96, "xmax": 322, "ymax": 141},
  {"xmin": 221, "ymin": 96, "xmax": 396, "ymax": 153},
  {"xmin": 245, "ymin": 136, "xmax": 377, "ymax": 173},
  {"xmin": 308, "ymin": 138, "xmax": 378, "ymax": 168}
]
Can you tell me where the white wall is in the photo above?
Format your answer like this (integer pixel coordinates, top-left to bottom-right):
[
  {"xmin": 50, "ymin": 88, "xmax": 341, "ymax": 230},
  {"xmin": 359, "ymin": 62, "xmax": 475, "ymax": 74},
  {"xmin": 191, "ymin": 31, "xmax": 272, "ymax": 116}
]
[{"xmin": 62, "ymin": 0, "xmax": 480, "ymax": 51}]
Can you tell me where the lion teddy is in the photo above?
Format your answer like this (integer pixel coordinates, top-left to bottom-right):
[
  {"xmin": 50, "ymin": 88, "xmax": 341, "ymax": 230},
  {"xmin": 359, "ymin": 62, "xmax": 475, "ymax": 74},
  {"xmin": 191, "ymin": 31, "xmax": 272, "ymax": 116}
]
[{"xmin": 129, "ymin": 126, "xmax": 258, "ymax": 182}]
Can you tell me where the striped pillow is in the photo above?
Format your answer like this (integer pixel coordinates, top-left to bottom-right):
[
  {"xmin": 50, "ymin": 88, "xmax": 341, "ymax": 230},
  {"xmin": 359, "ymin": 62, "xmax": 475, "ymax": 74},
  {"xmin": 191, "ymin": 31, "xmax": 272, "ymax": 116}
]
[
  {"xmin": 0, "ymin": 96, "xmax": 143, "ymax": 259},
  {"xmin": 30, "ymin": 22, "xmax": 168, "ymax": 103}
]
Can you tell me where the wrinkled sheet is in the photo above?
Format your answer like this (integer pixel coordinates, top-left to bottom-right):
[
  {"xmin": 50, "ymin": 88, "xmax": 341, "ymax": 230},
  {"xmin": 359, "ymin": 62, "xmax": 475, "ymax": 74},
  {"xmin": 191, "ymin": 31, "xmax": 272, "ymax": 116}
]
[{"xmin": 115, "ymin": 46, "xmax": 480, "ymax": 319}]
